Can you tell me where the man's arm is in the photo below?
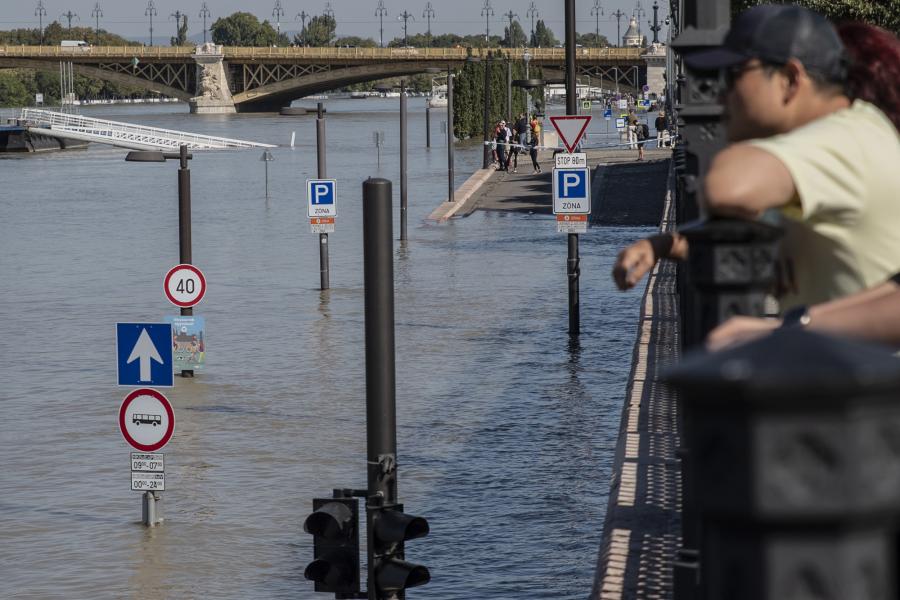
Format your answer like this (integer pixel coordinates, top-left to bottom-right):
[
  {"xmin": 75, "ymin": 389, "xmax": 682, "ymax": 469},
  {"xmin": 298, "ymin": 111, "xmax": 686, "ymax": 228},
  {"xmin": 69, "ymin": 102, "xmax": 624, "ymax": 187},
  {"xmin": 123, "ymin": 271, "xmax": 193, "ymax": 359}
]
[{"xmin": 703, "ymin": 144, "xmax": 797, "ymax": 218}]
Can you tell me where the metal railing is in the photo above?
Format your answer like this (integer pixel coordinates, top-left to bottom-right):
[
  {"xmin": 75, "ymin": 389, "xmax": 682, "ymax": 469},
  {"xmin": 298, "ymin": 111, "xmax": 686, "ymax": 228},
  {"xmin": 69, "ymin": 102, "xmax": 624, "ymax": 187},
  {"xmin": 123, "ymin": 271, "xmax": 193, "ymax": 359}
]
[
  {"xmin": 19, "ymin": 108, "xmax": 275, "ymax": 150},
  {"xmin": 0, "ymin": 45, "xmax": 645, "ymax": 62}
]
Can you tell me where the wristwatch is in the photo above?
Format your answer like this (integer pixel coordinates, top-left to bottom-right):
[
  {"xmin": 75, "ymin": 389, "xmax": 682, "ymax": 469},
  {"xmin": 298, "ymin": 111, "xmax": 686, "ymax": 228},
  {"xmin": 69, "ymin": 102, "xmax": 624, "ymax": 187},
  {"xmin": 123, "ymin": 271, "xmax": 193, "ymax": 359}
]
[{"xmin": 781, "ymin": 305, "xmax": 811, "ymax": 328}]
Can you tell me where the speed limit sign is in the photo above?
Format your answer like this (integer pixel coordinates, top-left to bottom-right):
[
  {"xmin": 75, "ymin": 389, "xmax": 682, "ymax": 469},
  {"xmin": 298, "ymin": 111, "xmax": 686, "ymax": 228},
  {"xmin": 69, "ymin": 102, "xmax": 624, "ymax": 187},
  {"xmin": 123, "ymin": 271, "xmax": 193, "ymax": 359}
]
[{"xmin": 164, "ymin": 264, "xmax": 206, "ymax": 307}]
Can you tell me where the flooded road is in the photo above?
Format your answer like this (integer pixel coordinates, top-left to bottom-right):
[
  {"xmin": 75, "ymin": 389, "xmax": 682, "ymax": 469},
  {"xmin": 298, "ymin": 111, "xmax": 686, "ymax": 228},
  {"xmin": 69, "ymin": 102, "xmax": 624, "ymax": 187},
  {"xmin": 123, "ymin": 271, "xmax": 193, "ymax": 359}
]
[{"xmin": 0, "ymin": 99, "xmax": 650, "ymax": 599}]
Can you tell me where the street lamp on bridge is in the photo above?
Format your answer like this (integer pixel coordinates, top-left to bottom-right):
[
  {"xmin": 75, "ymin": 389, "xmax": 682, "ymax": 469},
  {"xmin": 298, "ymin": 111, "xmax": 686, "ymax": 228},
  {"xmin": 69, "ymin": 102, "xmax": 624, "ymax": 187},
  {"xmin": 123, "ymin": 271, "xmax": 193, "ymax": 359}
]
[
  {"xmin": 397, "ymin": 11, "xmax": 415, "ymax": 48},
  {"xmin": 199, "ymin": 2, "xmax": 211, "ymax": 44},
  {"xmin": 60, "ymin": 10, "xmax": 79, "ymax": 35},
  {"xmin": 91, "ymin": 3, "xmax": 103, "ymax": 45},
  {"xmin": 145, "ymin": 0, "xmax": 158, "ymax": 46},
  {"xmin": 375, "ymin": 0, "xmax": 387, "ymax": 48},
  {"xmin": 526, "ymin": 2, "xmax": 538, "ymax": 47},
  {"xmin": 591, "ymin": 0, "xmax": 605, "ymax": 41},
  {"xmin": 35, "ymin": 1, "xmax": 47, "ymax": 46},
  {"xmin": 423, "ymin": 3, "xmax": 435, "ymax": 48},
  {"xmin": 272, "ymin": 0, "xmax": 285, "ymax": 36},
  {"xmin": 480, "ymin": 0, "xmax": 494, "ymax": 42},
  {"xmin": 296, "ymin": 11, "xmax": 310, "ymax": 46}
]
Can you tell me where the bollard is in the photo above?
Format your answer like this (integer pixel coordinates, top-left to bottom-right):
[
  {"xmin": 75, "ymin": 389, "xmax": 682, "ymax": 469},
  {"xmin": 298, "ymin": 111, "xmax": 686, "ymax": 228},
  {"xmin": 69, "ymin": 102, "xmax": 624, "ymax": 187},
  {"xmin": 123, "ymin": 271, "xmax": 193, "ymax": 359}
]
[
  {"xmin": 316, "ymin": 102, "xmax": 330, "ymax": 291},
  {"xmin": 665, "ymin": 329, "xmax": 900, "ymax": 599},
  {"xmin": 177, "ymin": 144, "xmax": 194, "ymax": 378}
]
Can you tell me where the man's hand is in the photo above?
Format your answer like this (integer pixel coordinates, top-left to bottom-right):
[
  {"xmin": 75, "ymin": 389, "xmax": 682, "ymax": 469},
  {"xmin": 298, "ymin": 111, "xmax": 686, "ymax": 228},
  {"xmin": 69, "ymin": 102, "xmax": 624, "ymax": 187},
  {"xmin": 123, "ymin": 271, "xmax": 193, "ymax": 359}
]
[
  {"xmin": 612, "ymin": 233, "xmax": 688, "ymax": 291},
  {"xmin": 706, "ymin": 316, "xmax": 780, "ymax": 352},
  {"xmin": 613, "ymin": 239, "xmax": 658, "ymax": 290}
]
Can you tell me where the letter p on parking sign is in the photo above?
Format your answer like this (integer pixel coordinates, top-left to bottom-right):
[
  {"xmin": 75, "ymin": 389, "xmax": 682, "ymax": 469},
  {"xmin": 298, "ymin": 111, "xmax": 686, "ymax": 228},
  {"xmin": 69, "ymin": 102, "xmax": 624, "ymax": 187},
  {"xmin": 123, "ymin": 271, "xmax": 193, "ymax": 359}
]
[{"xmin": 307, "ymin": 179, "xmax": 337, "ymax": 218}]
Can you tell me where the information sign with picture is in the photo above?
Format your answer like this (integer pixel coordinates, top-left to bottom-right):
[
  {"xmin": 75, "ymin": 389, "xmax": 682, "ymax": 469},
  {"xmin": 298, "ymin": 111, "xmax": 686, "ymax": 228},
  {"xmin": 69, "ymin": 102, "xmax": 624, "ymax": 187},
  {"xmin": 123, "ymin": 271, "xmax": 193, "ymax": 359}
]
[{"xmin": 165, "ymin": 315, "xmax": 205, "ymax": 372}]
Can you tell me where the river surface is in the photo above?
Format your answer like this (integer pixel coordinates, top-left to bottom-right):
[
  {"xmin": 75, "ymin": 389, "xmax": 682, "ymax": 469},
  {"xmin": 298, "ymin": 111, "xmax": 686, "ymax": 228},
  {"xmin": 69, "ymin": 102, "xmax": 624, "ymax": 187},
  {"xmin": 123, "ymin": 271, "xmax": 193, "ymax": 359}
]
[{"xmin": 0, "ymin": 99, "xmax": 651, "ymax": 599}]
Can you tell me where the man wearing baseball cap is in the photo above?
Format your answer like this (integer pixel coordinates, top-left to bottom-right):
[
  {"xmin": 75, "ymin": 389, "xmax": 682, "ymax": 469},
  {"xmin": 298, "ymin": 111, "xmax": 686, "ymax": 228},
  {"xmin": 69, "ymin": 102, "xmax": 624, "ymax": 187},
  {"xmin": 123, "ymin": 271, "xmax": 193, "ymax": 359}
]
[{"xmin": 613, "ymin": 4, "xmax": 900, "ymax": 313}]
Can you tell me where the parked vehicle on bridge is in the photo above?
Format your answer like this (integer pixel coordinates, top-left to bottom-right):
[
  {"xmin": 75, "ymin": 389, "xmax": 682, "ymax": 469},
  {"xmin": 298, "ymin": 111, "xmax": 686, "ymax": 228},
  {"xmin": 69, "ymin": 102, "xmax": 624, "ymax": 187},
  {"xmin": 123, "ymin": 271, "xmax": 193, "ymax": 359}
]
[{"xmin": 60, "ymin": 40, "xmax": 90, "ymax": 51}]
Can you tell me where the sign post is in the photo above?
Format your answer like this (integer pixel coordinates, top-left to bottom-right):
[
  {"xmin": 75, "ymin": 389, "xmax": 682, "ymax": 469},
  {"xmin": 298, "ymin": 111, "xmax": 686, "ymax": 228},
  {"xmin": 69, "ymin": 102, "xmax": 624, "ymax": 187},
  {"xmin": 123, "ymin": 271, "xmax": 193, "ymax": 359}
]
[
  {"xmin": 119, "ymin": 388, "xmax": 175, "ymax": 526},
  {"xmin": 315, "ymin": 103, "xmax": 331, "ymax": 291}
]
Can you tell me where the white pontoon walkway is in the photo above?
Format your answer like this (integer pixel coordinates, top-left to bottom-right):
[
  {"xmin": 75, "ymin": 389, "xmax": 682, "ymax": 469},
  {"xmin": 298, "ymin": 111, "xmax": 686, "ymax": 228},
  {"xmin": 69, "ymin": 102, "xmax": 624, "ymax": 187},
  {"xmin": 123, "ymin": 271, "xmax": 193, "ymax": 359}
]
[{"xmin": 18, "ymin": 108, "xmax": 275, "ymax": 151}]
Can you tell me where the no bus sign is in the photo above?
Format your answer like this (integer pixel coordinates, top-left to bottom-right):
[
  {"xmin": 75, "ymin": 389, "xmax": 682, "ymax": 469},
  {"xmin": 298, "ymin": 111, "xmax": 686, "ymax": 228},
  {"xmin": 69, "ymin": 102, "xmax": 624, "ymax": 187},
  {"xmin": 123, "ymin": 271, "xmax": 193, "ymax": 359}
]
[
  {"xmin": 164, "ymin": 264, "xmax": 206, "ymax": 307},
  {"xmin": 119, "ymin": 388, "xmax": 175, "ymax": 452}
]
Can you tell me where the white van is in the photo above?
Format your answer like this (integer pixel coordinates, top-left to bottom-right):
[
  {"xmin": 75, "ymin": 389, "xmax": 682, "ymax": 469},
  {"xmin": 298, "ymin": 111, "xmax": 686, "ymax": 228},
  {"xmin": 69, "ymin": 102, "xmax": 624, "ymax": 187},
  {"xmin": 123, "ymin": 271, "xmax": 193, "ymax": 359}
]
[{"xmin": 60, "ymin": 40, "xmax": 90, "ymax": 51}]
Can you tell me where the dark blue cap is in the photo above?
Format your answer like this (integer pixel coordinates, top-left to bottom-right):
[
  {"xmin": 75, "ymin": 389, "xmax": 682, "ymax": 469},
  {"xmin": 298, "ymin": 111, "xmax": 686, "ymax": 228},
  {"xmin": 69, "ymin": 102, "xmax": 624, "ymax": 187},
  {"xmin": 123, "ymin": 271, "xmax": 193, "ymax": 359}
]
[{"xmin": 685, "ymin": 4, "xmax": 847, "ymax": 83}]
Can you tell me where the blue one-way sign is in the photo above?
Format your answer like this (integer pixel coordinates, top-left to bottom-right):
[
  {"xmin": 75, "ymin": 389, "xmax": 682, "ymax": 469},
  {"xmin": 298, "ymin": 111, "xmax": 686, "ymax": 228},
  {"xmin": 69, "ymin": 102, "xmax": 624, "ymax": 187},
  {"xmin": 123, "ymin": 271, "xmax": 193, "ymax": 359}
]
[
  {"xmin": 117, "ymin": 323, "xmax": 173, "ymax": 387},
  {"xmin": 307, "ymin": 179, "xmax": 337, "ymax": 218}
]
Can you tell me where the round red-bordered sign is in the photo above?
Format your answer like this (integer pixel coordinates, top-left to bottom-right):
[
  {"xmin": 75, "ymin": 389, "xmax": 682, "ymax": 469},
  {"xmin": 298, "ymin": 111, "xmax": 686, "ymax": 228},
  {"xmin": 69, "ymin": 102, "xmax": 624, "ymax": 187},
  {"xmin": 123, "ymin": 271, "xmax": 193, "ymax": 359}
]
[
  {"xmin": 119, "ymin": 388, "xmax": 175, "ymax": 452},
  {"xmin": 164, "ymin": 264, "xmax": 206, "ymax": 308}
]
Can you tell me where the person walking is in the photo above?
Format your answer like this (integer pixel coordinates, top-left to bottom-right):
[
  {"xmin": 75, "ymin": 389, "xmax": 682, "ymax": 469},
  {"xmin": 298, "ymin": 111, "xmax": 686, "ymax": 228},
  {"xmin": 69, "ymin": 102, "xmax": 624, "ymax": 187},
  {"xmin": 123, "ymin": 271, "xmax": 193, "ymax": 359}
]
[
  {"xmin": 654, "ymin": 111, "xmax": 667, "ymax": 147},
  {"xmin": 529, "ymin": 128, "xmax": 541, "ymax": 174},
  {"xmin": 627, "ymin": 118, "xmax": 638, "ymax": 151},
  {"xmin": 495, "ymin": 120, "xmax": 508, "ymax": 171}
]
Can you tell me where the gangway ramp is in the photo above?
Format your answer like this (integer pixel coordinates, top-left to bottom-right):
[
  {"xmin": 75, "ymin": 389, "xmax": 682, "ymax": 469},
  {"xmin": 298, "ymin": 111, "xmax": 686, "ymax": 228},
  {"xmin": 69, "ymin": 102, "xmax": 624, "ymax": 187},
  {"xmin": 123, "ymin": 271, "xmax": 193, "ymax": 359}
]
[{"xmin": 18, "ymin": 108, "xmax": 275, "ymax": 151}]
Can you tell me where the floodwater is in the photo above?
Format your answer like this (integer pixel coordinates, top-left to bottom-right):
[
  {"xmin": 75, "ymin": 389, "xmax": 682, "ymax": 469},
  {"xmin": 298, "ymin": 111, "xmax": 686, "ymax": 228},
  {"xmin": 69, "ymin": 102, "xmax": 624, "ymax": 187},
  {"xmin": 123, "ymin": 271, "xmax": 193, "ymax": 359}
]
[{"xmin": 0, "ymin": 99, "xmax": 650, "ymax": 599}]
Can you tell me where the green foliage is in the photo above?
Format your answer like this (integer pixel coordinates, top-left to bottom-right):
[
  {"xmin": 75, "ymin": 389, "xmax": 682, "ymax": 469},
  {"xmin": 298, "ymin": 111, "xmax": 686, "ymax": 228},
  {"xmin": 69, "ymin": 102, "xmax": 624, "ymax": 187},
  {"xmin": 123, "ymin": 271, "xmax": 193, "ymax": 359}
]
[
  {"xmin": 0, "ymin": 71, "xmax": 31, "ymax": 107},
  {"xmin": 576, "ymin": 32, "xmax": 611, "ymax": 47},
  {"xmin": 335, "ymin": 36, "xmax": 377, "ymax": 48},
  {"xmin": 301, "ymin": 15, "xmax": 337, "ymax": 47},
  {"xmin": 388, "ymin": 32, "xmax": 503, "ymax": 48},
  {"xmin": 210, "ymin": 12, "xmax": 289, "ymax": 46},
  {"xmin": 531, "ymin": 20, "xmax": 558, "ymax": 47},
  {"xmin": 451, "ymin": 53, "xmax": 540, "ymax": 139},
  {"xmin": 734, "ymin": 0, "xmax": 899, "ymax": 32},
  {"xmin": 171, "ymin": 15, "xmax": 189, "ymax": 46},
  {"xmin": 0, "ymin": 22, "xmax": 137, "ymax": 46},
  {"xmin": 503, "ymin": 21, "xmax": 528, "ymax": 48}
]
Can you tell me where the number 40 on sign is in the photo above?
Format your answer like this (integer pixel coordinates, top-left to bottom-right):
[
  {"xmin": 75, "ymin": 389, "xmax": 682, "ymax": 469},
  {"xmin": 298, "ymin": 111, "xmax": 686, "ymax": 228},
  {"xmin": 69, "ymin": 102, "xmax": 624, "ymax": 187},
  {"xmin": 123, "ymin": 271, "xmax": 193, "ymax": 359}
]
[{"xmin": 164, "ymin": 264, "xmax": 206, "ymax": 308}]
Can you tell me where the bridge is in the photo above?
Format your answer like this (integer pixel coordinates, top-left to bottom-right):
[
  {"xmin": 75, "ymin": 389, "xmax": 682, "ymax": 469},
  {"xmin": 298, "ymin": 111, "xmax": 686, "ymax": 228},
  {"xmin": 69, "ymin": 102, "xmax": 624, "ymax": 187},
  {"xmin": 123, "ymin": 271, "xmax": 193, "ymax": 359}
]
[{"xmin": 0, "ymin": 45, "xmax": 656, "ymax": 113}]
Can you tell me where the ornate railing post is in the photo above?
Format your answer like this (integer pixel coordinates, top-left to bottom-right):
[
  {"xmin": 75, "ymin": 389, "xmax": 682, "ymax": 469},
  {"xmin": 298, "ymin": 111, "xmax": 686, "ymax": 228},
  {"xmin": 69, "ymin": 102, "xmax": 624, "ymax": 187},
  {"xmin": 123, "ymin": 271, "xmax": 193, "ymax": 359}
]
[{"xmin": 665, "ymin": 329, "xmax": 900, "ymax": 599}]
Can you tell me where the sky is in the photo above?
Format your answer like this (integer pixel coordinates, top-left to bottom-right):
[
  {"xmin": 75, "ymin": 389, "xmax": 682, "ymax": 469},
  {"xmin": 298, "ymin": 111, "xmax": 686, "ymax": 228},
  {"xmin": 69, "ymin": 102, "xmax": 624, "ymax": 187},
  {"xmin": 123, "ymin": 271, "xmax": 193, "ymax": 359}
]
[{"xmin": 2, "ymin": 0, "xmax": 670, "ymax": 45}]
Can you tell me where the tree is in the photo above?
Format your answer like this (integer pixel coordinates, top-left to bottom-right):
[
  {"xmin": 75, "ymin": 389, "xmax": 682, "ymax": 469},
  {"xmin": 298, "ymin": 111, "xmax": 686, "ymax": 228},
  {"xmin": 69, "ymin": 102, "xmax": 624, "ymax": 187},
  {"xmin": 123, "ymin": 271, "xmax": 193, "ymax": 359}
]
[
  {"xmin": 735, "ymin": 0, "xmax": 899, "ymax": 33},
  {"xmin": 211, "ymin": 12, "xmax": 289, "ymax": 46},
  {"xmin": 0, "ymin": 71, "xmax": 32, "ymax": 107},
  {"xmin": 300, "ymin": 14, "xmax": 336, "ymax": 47},
  {"xmin": 335, "ymin": 35, "xmax": 377, "ymax": 48},
  {"xmin": 503, "ymin": 21, "xmax": 527, "ymax": 48},
  {"xmin": 171, "ymin": 15, "xmax": 188, "ymax": 46},
  {"xmin": 531, "ymin": 20, "xmax": 557, "ymax": 48},
  {"xmin": 576, "ymin": 32, "xmax": 610, "ymax": 47}
]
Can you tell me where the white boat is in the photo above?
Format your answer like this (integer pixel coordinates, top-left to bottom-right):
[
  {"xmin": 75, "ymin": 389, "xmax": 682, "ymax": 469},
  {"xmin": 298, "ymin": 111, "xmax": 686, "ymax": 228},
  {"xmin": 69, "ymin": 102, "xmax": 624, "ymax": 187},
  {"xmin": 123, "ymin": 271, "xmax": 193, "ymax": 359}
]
[{"xmin": 427, "ymin": 82, "xmax": 448, "ymax": 108}]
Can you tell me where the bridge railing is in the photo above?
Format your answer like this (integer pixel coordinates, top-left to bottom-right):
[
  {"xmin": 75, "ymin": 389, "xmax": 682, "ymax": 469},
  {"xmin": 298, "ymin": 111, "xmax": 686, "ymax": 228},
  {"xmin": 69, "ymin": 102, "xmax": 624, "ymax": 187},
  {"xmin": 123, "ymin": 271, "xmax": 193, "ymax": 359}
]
[
  {"xmin": 0, "ymin": 45, "xmax": 644, "ymax": 62},
  {"xmin": 0, "ymin": 45, "xmax": 194, "ymax": 58}
]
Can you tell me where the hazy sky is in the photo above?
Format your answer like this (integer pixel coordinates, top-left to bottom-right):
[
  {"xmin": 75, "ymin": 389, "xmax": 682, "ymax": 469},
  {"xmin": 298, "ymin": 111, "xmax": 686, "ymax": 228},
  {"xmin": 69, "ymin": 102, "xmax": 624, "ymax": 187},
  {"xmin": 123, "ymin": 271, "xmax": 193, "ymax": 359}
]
[{"xmin": 3, "ymin": 0, "xmax": 670, "ymax": 44}]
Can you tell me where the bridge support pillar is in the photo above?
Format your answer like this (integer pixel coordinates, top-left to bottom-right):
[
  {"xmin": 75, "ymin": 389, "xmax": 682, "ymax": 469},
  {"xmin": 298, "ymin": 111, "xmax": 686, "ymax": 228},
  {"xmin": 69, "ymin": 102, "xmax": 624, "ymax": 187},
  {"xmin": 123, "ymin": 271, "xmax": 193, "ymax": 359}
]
[
  {"xmin": 643, "ymin": 43, "xmax": 667, "ymax": 98},
  {"xmin": 189, "ymin": 43, "xmax": 236, "ymax": 114}
]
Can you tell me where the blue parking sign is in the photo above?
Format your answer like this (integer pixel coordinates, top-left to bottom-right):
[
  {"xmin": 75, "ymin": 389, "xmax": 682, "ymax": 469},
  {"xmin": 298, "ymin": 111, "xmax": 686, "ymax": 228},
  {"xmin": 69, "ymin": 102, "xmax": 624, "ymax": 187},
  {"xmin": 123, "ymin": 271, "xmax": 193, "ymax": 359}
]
[
  {"xmin": 552, "ymin": 167, "xmax": 591, "ymax": 215},
  {"xmin": 117, "ymin": 323, "xmax": 174, "ymax": 387},
  {"xmin": 307, "ymin": 179, "xmax": 337, "ymax": 217}
]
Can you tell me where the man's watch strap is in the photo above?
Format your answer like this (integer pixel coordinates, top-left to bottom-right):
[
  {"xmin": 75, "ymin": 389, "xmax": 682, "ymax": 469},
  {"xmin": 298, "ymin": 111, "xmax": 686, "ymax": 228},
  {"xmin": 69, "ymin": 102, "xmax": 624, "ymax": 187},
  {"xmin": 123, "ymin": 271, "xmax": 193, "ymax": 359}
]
[{"xmin": 781, "ymin": 305, "xmax": 811, "ymax": 328}]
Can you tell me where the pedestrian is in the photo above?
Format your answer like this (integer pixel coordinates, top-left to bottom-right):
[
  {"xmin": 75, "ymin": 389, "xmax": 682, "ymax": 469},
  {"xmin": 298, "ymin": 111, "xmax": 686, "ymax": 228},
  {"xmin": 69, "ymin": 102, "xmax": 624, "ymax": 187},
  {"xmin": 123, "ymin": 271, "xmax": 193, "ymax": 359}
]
[
  {"xmin": 654, "ymin": 111, "xmax": 667, "ymax": 147},
  {"xmin": 495, "ymin": 120, "xmax": 508, "ymax": 171},
  {"xmin": 491, "ymin": 120, "xmax": 502, "ymax": 166},
  {"xmin": 506, "ymin": 120, "xmax": 521, "ymax": 173},
  {"xmin": 612, "ymin": 6, "xmax": 900, "ymax": 313},
  {"xmin": 530, "ymin": 113, "xmax": 541, "ymax": 143},
  {"xmin": 627, "ymin": 118, "xmax": 638, "ymax": 151},
  {"xmin": 529, "ymin": 129, "xmax": 541, "ymax": 174},
  {"xmin": 633, "ymin": 118, "xmax": 646, "ymax": 160}
]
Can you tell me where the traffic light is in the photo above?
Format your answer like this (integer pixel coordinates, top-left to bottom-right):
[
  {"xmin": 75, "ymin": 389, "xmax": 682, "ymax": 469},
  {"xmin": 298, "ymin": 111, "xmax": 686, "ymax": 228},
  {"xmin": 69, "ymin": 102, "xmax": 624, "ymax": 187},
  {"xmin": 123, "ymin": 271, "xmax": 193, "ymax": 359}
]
[
  {"xmin": 369, "ymin": 504, "xmax": 430, "ymax": 596},
  {"xmin": 304, "ymin": 497, "xmax": 361, "ymax": 595}
]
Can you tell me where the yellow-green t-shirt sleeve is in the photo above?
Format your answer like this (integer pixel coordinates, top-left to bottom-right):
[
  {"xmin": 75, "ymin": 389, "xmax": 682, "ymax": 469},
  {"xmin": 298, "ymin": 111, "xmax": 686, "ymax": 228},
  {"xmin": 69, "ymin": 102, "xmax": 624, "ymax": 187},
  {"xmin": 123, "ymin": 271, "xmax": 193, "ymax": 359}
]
[{"xmin": 748, "ymin": 118, "xmax": 867, "ymax": 224}]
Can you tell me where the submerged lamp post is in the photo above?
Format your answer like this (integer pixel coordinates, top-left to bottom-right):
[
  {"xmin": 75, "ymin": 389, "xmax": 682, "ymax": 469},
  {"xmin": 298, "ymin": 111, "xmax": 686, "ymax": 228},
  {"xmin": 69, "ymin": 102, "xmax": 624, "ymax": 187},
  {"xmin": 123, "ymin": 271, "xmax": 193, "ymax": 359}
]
[
  {"xmin": 125, "ymin": 145, "xmax": 196, "ymax": 377},
  {"xmin": 260, "ymin": 150, "xmax": 274, "ymax": 198}
]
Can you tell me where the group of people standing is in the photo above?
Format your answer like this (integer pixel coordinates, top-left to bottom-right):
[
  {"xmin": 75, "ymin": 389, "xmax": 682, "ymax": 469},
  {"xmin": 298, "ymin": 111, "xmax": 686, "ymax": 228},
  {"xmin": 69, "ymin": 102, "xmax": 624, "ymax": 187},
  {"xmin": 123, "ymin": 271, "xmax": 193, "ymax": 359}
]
[{"xmin": 492, "ymin": 113, "xmax": 543, "ymax": 174}]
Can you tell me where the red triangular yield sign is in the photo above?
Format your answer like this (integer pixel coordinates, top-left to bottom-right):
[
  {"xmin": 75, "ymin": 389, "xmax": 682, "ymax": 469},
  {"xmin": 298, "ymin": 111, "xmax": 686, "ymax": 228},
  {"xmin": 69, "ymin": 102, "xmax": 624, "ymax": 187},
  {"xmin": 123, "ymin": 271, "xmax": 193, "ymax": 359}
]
[{"xmin": 549, "ymin": 115, "xmax": 592, "ymax": 153}]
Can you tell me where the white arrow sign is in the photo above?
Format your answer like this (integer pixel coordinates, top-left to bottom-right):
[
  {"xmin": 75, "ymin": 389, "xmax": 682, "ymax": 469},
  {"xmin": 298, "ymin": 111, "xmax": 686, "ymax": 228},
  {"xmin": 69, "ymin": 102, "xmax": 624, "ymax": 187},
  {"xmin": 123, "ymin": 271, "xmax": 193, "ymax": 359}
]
[{"xmin": 126, "ymin": 328, "xmax": 164, "ymax": 382}]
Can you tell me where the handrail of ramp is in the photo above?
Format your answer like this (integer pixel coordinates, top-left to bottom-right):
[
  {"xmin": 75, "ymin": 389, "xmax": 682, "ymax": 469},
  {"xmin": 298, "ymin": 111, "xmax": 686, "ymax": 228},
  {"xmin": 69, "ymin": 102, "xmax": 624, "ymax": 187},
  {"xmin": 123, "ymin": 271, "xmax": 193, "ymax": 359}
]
[{"xmin": 18, "ymin": 108, "xmax": 275, "ymax": 151}]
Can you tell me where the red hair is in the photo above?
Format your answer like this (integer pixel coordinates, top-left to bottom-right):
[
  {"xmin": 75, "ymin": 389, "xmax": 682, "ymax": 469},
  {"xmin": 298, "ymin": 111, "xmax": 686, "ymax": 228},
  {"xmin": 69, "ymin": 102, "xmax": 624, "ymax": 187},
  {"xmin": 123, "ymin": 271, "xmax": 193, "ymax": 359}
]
[{"xmin": 838, "ymin": 22, "xmax": 900, "ymax": 131}]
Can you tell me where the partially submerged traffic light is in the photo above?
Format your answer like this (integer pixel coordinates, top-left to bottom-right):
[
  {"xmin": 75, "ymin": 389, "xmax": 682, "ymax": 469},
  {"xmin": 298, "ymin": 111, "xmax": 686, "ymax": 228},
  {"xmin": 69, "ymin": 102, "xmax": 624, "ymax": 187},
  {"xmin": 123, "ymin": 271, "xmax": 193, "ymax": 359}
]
[
  {"xmin": 369, "ymin": 503, "xmax": 430, "ymax": 596},
  {"xmin": 304, "ymin": 497, "xmax": 361, "ymax": 595}
]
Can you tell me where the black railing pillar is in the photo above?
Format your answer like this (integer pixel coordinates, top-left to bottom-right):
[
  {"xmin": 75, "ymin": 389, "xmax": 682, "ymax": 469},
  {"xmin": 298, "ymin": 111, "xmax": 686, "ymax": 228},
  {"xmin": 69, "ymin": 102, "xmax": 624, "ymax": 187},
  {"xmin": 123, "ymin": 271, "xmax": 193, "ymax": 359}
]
[{"xmin": 665, "ymin": 329, "xmax": 900, "ymax": 599}]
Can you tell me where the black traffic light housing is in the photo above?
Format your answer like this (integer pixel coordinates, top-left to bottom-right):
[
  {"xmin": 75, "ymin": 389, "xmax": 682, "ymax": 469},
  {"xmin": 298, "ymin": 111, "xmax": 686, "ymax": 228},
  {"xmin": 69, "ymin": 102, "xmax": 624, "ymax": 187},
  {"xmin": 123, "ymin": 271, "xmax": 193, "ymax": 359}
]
[
  {"xmin": 304, "ymin": 497, "xmax": 361, "ymax": 596},
  {"xmin": 368, "ymin": 503, "xmax": 431, "ymax": 596}
]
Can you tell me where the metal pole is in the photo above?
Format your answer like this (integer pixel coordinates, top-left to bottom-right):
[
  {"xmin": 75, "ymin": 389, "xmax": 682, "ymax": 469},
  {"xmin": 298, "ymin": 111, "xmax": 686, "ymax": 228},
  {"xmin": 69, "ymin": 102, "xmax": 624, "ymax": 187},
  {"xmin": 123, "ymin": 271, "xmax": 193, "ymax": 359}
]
[
  {"xmin": 316, "ymin": 102, "xmax": 330, "ymax": 291},
  {"xmin": 482, "ymin": 51, "xmax": 492, "ymax": 169},
  {"xmin": 425, "ymin": 105, "xmax": 431, "ymax": 148},
  {"xmin": 565, "ymin": 0, "xmax": 580, "ymax": 336},
  {"xmin": 264, "ymin": 160, "xmax": 269, "ymax": 198},
  {"xmin": 447, "ymin": 71, "xmax": 455, "ymax": 202},
  {"xmin": 362, "ymin": 176, "xmax": 398, "ymax": 573},
  {"xmin": 177, "ymin": 144, "xmax": 195, "ymax": 377},
  {"xmin": 142, "ymin": 491, "xmax": 161, "ymax": 526},
  {"xmin": 400, "ymin": 81, "xmax": 408, "ymax": 243},
  {"xmin": 506, "ymin": 58, "xmax": 512, "ymax": 121}
]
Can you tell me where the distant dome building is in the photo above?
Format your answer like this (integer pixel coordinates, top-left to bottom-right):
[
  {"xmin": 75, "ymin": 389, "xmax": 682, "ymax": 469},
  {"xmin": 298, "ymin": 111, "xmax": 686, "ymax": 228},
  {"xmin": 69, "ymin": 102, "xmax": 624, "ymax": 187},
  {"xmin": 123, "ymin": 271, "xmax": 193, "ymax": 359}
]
[{"xmin": 623, "ymin": 16, "xmax": 643, "ymax": 47}]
